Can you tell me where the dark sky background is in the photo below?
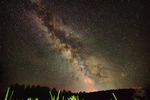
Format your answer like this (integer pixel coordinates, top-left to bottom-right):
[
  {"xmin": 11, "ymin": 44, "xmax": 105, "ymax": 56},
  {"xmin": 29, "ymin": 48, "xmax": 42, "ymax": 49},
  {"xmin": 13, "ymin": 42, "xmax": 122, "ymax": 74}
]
[{"xmin": 0, "ymin": 0, "xmax": 150, "ymax": 92}]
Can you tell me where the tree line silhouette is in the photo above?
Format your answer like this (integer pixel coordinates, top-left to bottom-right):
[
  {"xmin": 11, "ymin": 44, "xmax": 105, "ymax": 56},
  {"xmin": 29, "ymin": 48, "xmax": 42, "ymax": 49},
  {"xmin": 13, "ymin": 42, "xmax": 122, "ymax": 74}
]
[{"xmin": 0, "ymin": 84, "xmax": 149, "ymax": 100}]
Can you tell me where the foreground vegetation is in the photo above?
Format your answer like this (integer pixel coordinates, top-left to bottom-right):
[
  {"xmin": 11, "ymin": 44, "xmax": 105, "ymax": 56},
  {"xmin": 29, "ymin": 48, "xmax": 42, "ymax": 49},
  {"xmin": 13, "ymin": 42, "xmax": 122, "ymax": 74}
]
[{"xmin": 4, "ymin": 86, "xmax": 141, "ymax": 100}]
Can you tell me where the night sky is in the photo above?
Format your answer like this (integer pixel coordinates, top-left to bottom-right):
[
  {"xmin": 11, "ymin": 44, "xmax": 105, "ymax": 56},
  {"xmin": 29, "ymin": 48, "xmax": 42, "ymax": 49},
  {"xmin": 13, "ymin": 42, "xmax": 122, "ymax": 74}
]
[{"xmin": 1, "ymin": 0, "xmax": 150, "ymax": 92}]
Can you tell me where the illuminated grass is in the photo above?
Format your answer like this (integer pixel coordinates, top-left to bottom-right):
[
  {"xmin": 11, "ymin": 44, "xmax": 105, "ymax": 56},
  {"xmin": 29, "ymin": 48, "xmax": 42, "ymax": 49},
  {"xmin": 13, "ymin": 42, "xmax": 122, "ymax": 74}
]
[
  {"xmin": 112, "ymin": 93, "xmax": 117, "ymax": 100},
  {"xmin": 5, "ymin": 87, "xmax": 14, "ymax": 100},
  {"xmin": 49, "ymin": 90, "xmax": 80, "ymax": 100},
  {"xmin": 49, "ymin": 90, "xmax": 61, "ymax": 100}
]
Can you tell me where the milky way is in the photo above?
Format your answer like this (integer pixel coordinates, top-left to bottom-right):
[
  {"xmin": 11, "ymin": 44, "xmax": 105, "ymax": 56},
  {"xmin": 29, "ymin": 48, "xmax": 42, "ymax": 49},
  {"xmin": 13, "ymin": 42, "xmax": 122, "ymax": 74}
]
[{"xmin": 27, "ymin": 0, "xmax": 108, "ymax": 91}]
